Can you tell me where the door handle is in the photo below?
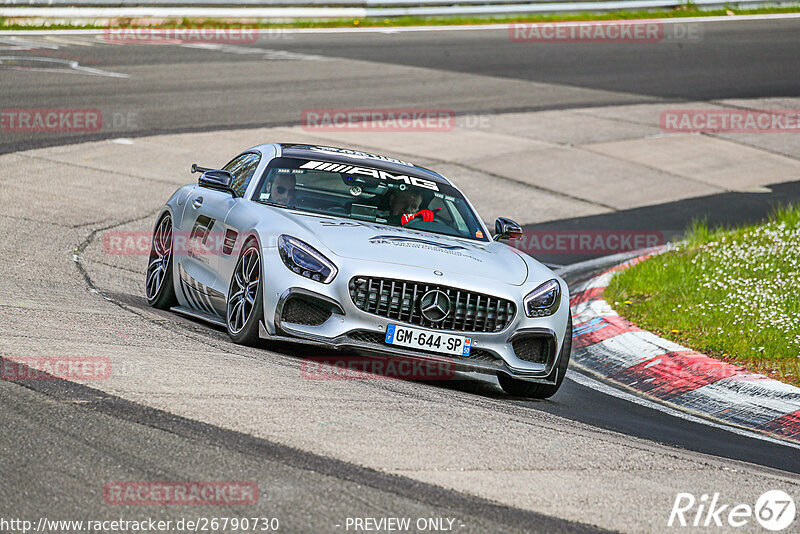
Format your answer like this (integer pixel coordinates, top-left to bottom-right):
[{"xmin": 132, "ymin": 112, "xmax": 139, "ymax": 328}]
[{"xmin": 192, "ymin": 196, "xmax": 203, "ymax": 209}]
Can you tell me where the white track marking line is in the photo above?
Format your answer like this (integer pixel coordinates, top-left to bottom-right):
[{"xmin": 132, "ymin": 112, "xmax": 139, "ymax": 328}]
[
  {"xmin": 43, "ymin": 35, "xmax": 96, "ymax": 46},
  {"xmin": 0, "ymin": 37, "xmax": 59, "ymax": 49},
  {"xmin": 180, "ymin": 42, "xmax": 326, "ymax": 61},
  {"xmin": 0, "ymin": 56, "xmax": 129, "ymax": 77},
  {"xmin": 566, "ymin": 368, "xmax": 800, "ymax": 450}
]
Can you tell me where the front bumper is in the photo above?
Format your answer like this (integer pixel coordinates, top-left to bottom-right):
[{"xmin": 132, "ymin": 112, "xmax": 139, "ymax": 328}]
[{"xmin": 260, "ymin": 249, "xmax": 570, "ymax": 384}]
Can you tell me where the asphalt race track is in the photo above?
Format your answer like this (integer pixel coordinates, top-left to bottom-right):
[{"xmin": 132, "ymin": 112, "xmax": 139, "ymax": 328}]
[
  {"xmin": 1, "ymin": 18, "xmax": 800, "ymax": 533},
  {"xmin": 2, "ymin": 18, "xmax": 800, "ymax": 154}
]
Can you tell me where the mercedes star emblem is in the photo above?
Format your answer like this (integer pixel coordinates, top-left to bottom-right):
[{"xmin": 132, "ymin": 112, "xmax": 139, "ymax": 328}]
[{"xmin": 419, "ymin": 290, "xmax": 451, "ymax": 323}]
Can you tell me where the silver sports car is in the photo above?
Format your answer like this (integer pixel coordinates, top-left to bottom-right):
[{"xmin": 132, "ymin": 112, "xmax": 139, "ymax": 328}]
[{"xmin": 146, "ymin": 144, "xmax": 572, "ymax": 398}]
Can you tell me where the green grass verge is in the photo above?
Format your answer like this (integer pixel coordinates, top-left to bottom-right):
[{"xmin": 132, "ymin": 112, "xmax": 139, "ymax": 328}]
[
  {"xmin": 606, "ymin": 205, "xmax": 800, "ymax": 386},
  {"xmin": 1, "ymin": 5, "xmax": 799, "ymax": 30}
]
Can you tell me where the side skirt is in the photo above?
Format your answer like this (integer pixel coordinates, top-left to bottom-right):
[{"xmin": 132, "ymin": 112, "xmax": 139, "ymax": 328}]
[{"xmin": 171, "ymin": 305, "xmax": 227, "ymax": 328}]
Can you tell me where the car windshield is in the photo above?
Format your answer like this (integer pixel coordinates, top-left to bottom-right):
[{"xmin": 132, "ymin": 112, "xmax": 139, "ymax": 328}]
[{"xmin": 253, "ymin": 157, "xmax": 488, "ymax": 241}]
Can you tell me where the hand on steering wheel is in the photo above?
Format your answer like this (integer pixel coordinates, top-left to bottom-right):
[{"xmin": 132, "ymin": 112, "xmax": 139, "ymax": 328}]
[{"xmin": 401, "ymin": 208, "xmax": 440, "ymax": 226}]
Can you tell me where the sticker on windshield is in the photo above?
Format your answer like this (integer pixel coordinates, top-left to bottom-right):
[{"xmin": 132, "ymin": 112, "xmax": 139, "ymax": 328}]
[
  {"xmin": 308, "ymin": 146, "xmax": 414, "ymax": 167},
  {"xmin": 299, "ymin": 160, "xmax": 439, "ymax": 191}
]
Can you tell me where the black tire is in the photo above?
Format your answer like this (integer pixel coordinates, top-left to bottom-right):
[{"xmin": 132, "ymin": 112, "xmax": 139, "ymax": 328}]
[
  {"xmin": 145, "ymin": 213, "xmax": 178, "ymax": 310},
  {"xmin": 498, "ymin": 314, "xmax": 573, "ymax": 399},
  {"xmin": 226, "ymin": 239, "xmax": 264, "ymax": 345}
]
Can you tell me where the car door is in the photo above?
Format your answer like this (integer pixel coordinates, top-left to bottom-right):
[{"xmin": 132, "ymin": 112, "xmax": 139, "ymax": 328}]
[{"xmin": 179, "ymin": 152, "xmax": 261, "ymax": 317}]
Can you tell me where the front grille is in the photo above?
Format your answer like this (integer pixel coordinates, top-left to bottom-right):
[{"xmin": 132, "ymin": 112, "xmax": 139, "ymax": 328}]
[
  {"xmin": 346, "ymin": 331, "xmax": 501, "ymax": 363},
  {"xmin": 511, "ymin": 336, "xmax": 551, "ymax": 364},
  {"xmin": 348, "ymin": 277, "xmax": 515, "ymax": 333},
  {"xmin": 281, "ymin": 297, "xmax": 332, "ymax": 326}
]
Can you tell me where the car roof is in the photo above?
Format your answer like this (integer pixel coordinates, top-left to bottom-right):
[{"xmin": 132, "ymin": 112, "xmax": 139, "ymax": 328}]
[{"xmin": 272, "ymin": 143, "xmax": 452, "ymax": 185}]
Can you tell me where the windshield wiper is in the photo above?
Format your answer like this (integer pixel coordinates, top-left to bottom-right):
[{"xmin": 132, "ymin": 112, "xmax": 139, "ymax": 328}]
[{"xmin": 256, "ymin": 199, "xmax": 295, "ymax": 209}]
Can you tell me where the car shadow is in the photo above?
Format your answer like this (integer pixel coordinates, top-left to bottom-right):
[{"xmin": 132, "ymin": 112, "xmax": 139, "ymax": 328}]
[{"xmin": 109, "ymin": 291, "xmax": 549, "ymax": 402}]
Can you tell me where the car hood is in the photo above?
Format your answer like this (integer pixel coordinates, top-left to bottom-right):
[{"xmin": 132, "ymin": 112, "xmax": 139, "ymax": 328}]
[{"xmin": 275, "ymin": 211, "xmax": 530, "ymax": 286}]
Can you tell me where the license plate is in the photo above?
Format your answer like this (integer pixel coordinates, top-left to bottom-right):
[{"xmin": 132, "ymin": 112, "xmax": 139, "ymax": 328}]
[{"xmin": 385, "ymin": 324, "xmax": 471, "ymax": 357}]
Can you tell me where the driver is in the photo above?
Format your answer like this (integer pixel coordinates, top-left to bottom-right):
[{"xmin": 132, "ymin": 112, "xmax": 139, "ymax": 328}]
[
  {"xmin": 388, "ymin": 189, "xmax": 422, "ymax": 222},
  {"xmin": 269, "ymin": 174, "xmax": 296, "ymax": 205},
  {"xmin": 388, "ymin": 189, "xmax": 438, "ymax": 226}
]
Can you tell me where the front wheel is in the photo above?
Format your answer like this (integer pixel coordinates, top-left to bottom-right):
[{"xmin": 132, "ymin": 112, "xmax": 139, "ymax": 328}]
[
  {"xmin": 499, "ymin": 314, "xmax": 572, "ymax": 399},
  {"xmin": 145, "ymin": 213, "xmax": 178, "ymax": 310},
  {"xmin": 226, "ymin": 239, "xmax": 264, "ymax": 345}
]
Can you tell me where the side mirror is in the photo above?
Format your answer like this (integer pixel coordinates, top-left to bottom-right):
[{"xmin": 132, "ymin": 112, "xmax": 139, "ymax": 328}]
[
  {"xmin": 198, "ymin": 170, "xmax": 236, "ymax": 196},
  {"xmin": 494, "ymin": 217, "xmax": 523, "ymax": 241},
  {"xmin": 191, "ymin": 163, "xmax": 212, "ymax": 174}
]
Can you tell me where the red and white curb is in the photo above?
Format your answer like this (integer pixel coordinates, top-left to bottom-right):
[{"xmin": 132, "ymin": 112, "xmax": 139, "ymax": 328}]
[{"xmin": 569, "ymin": 253, "xmax": 800, "ymax": 444}]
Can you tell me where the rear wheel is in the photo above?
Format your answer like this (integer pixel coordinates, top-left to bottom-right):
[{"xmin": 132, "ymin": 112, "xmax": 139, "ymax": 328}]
[
  {"xmin": 145, "ymin": 213, "xmax": 177, "ymax": 309},
  {"xmin": 499, "ymin": 314, "xmax": 572, "ymax": 399},
  {"xmin": 226, "ymin": 239, "xmax": 264, "ymax": 345}
]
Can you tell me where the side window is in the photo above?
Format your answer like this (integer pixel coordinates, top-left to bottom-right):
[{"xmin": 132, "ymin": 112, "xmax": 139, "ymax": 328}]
[{"xmin": 223, "ymin": 153, "xmax": 260, "ymax": 197}]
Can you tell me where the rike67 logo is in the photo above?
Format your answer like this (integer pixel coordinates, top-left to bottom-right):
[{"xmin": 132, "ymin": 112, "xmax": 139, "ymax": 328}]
[{"xmin": 669, "ymin": 490, "xmax": 796, "ymax": 531}]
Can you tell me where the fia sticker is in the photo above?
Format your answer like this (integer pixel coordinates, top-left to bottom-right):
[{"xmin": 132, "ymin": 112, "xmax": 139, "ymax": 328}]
[{"xmin": 349, "ymin": 186, "xmax": 362, "ymax": 196}]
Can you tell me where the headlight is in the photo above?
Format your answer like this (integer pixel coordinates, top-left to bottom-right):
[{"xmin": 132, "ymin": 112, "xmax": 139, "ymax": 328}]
[
  {"xmin": 524, "ymin": 279, "xmax": 561, "ymax": 317},
  {"xmin": 278, "ymin": 235, "xmax": 338, "ymax": 284}
]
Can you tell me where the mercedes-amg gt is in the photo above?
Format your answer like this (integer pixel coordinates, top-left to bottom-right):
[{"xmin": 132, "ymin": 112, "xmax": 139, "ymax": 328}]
[{"xmin": 145, "ymin": 144, "xmax": 572, "ymax": 397}]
